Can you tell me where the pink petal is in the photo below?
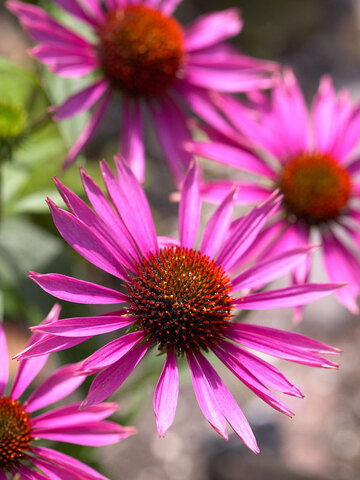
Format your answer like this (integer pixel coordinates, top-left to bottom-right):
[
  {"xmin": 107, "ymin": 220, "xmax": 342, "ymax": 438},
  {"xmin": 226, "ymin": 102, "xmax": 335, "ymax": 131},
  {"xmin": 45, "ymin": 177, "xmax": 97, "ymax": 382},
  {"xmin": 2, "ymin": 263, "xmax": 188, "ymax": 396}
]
[
  {"xmin": 186, "ymin": 351, "xmax": 228, "ymax": 439},
  {"xmin": 200, "ymin": 186, "xmax": 236, "ymax": 258},
  {"xmin": 0, "ymin": 323, "xmax": 9, "ymax": 395},
  {"xmin": 185, "ymin": 140, "xmax": 276, "ymax": 179},
  {"xmin": 148, "ymin": 95, "xmax": 191, "ymax": 186},
  {"xmin": 195, "ymin": 352, "xmax": 259, "ymax": 453},
  {"xmin": 51, "ymin": 80, "xmax": 108, "ymax": 120},
  {"xmin": 30, "ymin": 313, "xmax": 132, "ymax": 337},
  {"xmin": 212, "ymin": 344, "xmax": 294, "ymax": 417},
  {"xmin": 185, "ymin": 9, "xmax": 242, "ymax": 51},
  {"xmin": 82, "ymin": 341, "xmax": 150, "ymax": 408},
  {"xmin": 53, "ymin": 0, "xmax": 100, "ymax": 27},
  {"xmin": 121, "ymin": 98, "xmax": 145, "ymax": 183},
  {"xmin": 49, "ymin": 56, "xmax": 98, "ymax": 78},
  {"xmin": 29, "ymin": 272, "xmax": 128, "ymax": 304},
  {"xmin": 77, "ymin": 331, "xmax": 146, "ymax": 375},
  {"xmin": 154, "ymin": 349, "xmax": 179, "ymax": 437},
  {"xmin": 15, "ymin": 464, "xmax": 48, "ymax": 480},
  {"xmin": 321, "ymin": 229, "xmax": 360, "ymax": 313},
  {"xmin": 231, "ymin": 245, "xmax": 316, "ymax": 292},
  {"xmin": 179, "ymin": 161, "xmax": 200, "ymax": 249},
  {"xmin": 32, "ymin": 402, "xmax": 118, "ymax": 429},
  {"xmin": 160, "ymin": 0, "xmax": 182, "ymax": 15},
  {"xmin": 233, "ymin": 283, "xmax": 345, "ymax": 310},
  {"xmin": 217, "ymin": 339, "xmax": 302, "ymax": 397},
  {"xmin": 64, "ymin": 91, "xmax": 111, "ymax": 169},
  {"xmin": 32, "ymin": 446, "xmax": 109, "ymax": 480},
  {"xmin": 200, "ymin": 180, "xmax": 271, "ymax": 206},
  {"xmin": 15, "ymin": 334, "xmax": 89, "ymax": 360},
  {"xmin": 101, "ymin": 158, "xmax": 158, "ymax": 255},
  {"xmin": 34, "ymin": 421, "xmax": 136, "ymax": 446},
  {"xmin": 217, "ymin": 192, "xmax": 281, "ymax": 272},
  {"xmin": 26, "ymin": 364, "xmax": 86, "ymax": 413}
]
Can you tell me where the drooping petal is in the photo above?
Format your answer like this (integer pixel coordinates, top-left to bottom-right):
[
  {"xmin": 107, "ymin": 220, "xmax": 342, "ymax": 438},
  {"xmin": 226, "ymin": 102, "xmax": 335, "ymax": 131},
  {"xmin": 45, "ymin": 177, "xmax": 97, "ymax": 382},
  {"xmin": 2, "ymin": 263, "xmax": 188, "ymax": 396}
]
[
  {"xmin": 231, "ymin": 245, "xmax": 316, "ymax": 292},
  {"xmin": 153, "ymin": 349, "xmax": 179, "ymax": 437},
  {"xmin": 52, "ymin": 0, "xmax": 100, "ymax": 27},
  {"xmin": 26, "ymin": 364, "xmax": 86, "ymax": 413},
  {"xmin": 194, "ymin": 352, "xmax": 259, "ymax": 453},
  {"xmin": 160, "ymin": 0, "xmax": 182, "ymax": 16},
  {"xmin": 186, "ymin": 351, "xmax": 228, "ymax": 439},
  {"xmin": 233, "ymin": 283, "xmax": 345, "ymax": 310},
  {"xmin": 64, "ymin": 91, "xmax": 111, "ymax": 169},
  {"xmin": 200, "ymin": 180, "xmax": 271, "ymax": 206},
  {"xmin": 77, "ymin": 331, "xmax": 146, "ymax": 375},
  {"xmin": 82, "ymin": 342, "xmax": 151, "ymax": 408},
  {"xmin": 15, "ymin": 334, "xmax": 89, "ymax": 360},
  {"xmin": 15, "ymin": 464, "xmax": 48, "ymax": 480},
  {"xmin": 185, "ymin": 9, "xmax": 242, "ymax": 52},
  {"xmin": 30, "ymin": 314, "xmax": 132, "ymax": 338},
  {"xmin": 200, "ymin": 186, "xmax": 236, "ymax": 258},
  {"xmin": 29, "ymin": 272, "xmax": 128, "ymax": 304},
  {"xmin": 179, "ymin": 161, "xmax": 200, "ymax": 249},
  {"xmin": 51, "ymin": 80, "xmax": 108, "ymax": 120},
  {"xmin": 121, "ymin": 98, "xmax": 145, "ymax": 183}
]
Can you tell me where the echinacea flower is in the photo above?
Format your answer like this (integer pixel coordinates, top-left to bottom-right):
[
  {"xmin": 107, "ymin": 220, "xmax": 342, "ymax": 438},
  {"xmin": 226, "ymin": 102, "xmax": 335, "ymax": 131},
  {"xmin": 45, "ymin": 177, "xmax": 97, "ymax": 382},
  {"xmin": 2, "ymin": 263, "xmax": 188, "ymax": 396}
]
[
  {"xmin": 7, "ymin": 0, "xmax": 276, "ymax": 183},
  {"xmin": 18, "ymin": 158, "xmax": 342, "ymax": 452},
  {"xmin": 187, "ymin": 69, "xmax": 360, "ymax": 315},
  {"xmin": 0, "ymin": 305, "xmax": 135, "ymax": 480}
]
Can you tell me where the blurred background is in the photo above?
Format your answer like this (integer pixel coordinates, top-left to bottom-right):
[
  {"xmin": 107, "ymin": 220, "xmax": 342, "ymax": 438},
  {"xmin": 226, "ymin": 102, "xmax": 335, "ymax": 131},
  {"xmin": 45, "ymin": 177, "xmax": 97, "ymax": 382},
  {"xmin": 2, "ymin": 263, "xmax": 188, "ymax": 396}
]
[{"xmin": 1, "ymin": 0, "xmax": 360, "ymax": 478}]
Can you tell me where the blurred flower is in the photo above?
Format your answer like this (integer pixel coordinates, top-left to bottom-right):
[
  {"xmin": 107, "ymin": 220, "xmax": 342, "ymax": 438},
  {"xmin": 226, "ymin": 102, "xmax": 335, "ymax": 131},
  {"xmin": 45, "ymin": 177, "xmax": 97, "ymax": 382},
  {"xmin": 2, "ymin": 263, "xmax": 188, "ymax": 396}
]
[
  {"xmin": 187, "ymin": 69, "xmax": 360, "ymax": 316},
  {"xmin": 0, "ymin": 305, "xmax": 135, "ymax": 479},
  {"xmin": 0, "ymin": 99, "xmax": 27, "ymax": 161},
  {"xmin": 18, "ymin": 158, "xmax": 342, "ymax": 452},
  {"xmin": 7, "ymin": 0, "xmax": 276, "ymax": 183}
]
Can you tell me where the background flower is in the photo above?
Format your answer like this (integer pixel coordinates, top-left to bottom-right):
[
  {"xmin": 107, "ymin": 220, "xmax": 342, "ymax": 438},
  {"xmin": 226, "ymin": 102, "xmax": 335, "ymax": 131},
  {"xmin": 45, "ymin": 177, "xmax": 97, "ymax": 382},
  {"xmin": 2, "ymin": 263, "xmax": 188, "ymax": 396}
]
[
  {"xmin": 187, "ymin": 69, "xmax": 360, "ymax": 316},
  {"xmin": 0, "ymin": 304, "xmax": 135, "ymax": 479},
  {"xmin": 7, "ymin": 0, "xmax": 276, "ymax": 183}
]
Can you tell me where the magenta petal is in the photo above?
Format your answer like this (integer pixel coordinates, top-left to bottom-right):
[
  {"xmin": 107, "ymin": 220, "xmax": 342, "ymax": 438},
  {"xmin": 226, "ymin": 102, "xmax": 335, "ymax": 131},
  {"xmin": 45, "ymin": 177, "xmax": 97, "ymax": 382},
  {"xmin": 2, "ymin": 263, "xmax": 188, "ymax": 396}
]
[
  {"xmin": 52, "ymin": 80, "xmax": 108, "ymax": 120},
  {"xmin": 15, "ymin": 334, "xmax": 89, "ymax": 360},
  {"xmin": 64, "ymin": 91, "xmax": 111, "ymax": 169},
  {"xmin": 212, "ymin": 345, "xmax": 294, "ymax": 417},
  {"xmin": 32, "ymin": 447, "xmax": 109, "ymax": 480},
  {"xmin": 185, "ymin": 8, "xmax": 242, "ymax": 51},
  {"xmin": 186, "ymin": 351, "xmax": 228, "ymax": 439},
  {"xmin": 0, "ymin": 470, "xmax": 7, "ymax": 480},
  {"xmin": 15, "ymin": 464, "xmax": 48, "ymax": 480},
  {"xmin": 83, "ymin": 342, "xmax": 150, "ymax": 408},
  {"xmin": 121, "ymin": 96, "xmax": 145, "ymax": 183},
  {"xmin": 195, "ymin": 352, "xmax": 259, "ymax": 453},
  {"xmin": 179, "ymin": 161, "xmax": 201, "ymax": 249},
  {"xmin": 0, "ymin": 323, "xmax": 9, "ymax": 395},
  {"xmin": 26, "ymin": 364, "xmax": 86, "ymax": 413},
  {"xmin": 217, "ymin": 339, "xmax": 302, "ymax": 397},
  {"xmin": 34, "ymin": 421, "xmax": 136, "ymax": 446},
  {"xmin": 31, "ymin": 313, "xmax": 132, "ymax": 338},
  {"xmin": 29, "ymin": 272, "xmax": 128, "ymax": 304},
  {"xmin": 32, "ymin": 402, "xmax": 118, "ymax": 429},
  {"xmin": 231, "ymin": 245, "xmax": 316, "ymax": 292},
  {"xmin": 160, "ymin": 0, "xmax": 182, "ymax": 15},
  {"xmin": 77, "ymin": 331, "xmax": 146, "ymax": 375},
  {"xmin": 31, "ymin": 458, "xmax": 91, "ymax": 480},
  {"xmin": 200, "ymin": 186, "xmax": 236, "ymax": 258},
  {"xmin": 233, "ymin": 283, "xmax": 345, "ymax": 310},
  {"xmin": 154, "ymin": 349, "xmax": 179, "ymax": 437},
  {"xmin": 53, "ymin": 0, "xmax": 99, "ymax": 27},
  {"xmin": 200, "ymin": 180, "xmax": 270, "ymax": 206}
]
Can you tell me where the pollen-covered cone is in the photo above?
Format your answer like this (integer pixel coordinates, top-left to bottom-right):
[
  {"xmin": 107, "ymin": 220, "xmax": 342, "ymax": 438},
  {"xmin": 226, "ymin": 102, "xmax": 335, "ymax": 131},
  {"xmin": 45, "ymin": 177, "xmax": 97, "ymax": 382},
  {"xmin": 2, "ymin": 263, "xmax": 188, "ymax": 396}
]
[
  {"xmin": 0, "ymin": 305, "xmax": 135, "ymax": 479},
  {"xmin": 7, "ymin": 0, "xmax": 277, "ymax": 184},
  {"xmin": 18, "ymin": 158, "xmax": 343, "ymax": 453},
  {"xmin": 187, "ymin": 68, "xmax": 360, "ymax": 317}
]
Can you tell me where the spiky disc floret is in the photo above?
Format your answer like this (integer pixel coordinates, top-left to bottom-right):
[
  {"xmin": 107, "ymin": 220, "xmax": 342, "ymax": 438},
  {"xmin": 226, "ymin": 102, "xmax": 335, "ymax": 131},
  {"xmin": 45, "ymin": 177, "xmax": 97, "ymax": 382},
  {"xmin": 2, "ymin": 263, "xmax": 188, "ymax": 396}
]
[
  {"xmin": 280, "ymin": 152, "xmax": 351, "ymax": 224},
  {"xmin": 127, "ymin": 246, "xmax": 232, "ymax": 353},
  {"xmin": 0, "ymin": 396, "xmax": 32, "ymax": 469},
  {"xmin": 97, "ymin": 5, "xmax": 184, "ymax": 97}
]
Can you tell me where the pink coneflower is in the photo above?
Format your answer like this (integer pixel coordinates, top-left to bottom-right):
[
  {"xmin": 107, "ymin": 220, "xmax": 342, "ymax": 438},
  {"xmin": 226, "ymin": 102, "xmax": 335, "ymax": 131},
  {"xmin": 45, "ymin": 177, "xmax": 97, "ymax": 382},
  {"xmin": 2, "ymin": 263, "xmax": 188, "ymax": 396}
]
[
  {"xmin": 0, "ymin": 305, "xmax": 135, "ymax": 479},
  {"xmin": 7, "ymin": 0, "xmax": 276, "ymax": 183},
  {"xmin": 187, "ymin": 69, "xmax": 360, "ymax": 315},
  {"xmin": 18, "ymin": 158, "xmax": 342, "ymax": 452}
]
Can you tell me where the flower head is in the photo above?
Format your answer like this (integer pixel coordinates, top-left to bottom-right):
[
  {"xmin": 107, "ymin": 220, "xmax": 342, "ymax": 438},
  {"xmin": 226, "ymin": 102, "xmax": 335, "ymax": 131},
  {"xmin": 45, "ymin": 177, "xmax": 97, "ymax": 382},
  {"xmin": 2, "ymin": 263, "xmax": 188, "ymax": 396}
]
[
  {"xmin": 7, "ymin": 0, "xmax": 276, "ymax": 183},
  {"xmin": 0, "ymin": 305, "xmax": 135, "ymax": 479},
  {"xmin": 188, "ymin": 69, "xmax": 360, "ymax": 315},
  {"xmin": 16, "ymin": 158, "xmax": 343, "ymax": 452}
]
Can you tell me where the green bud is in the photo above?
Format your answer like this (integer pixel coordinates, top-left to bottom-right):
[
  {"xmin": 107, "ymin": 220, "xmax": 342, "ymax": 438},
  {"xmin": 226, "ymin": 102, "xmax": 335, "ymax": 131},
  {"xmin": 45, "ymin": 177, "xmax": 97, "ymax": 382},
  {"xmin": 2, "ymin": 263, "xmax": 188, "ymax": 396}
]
[{"xmin": 0, "ymin": 100, "xmax": 27, "ymax": 161}]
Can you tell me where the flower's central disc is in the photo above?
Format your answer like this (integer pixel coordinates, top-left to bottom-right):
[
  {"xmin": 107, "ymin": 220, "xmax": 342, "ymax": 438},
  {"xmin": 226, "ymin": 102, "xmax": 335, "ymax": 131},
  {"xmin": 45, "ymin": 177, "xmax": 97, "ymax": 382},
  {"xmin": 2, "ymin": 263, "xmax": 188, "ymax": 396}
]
[
  {"xmin": 279, "ymin": 152, "xmax": 351, "ymax": 224},
  {"xmin": 127, "ymin": 246, "xmax": 232, "ymax": 353},
  {"xmin": 98, "ymin": 5, "xmax": 184, "ymax": 97},
  {"xmin": 0, "ymin": 396, "xmax": 32, "ymax": 469}
]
